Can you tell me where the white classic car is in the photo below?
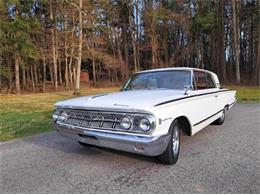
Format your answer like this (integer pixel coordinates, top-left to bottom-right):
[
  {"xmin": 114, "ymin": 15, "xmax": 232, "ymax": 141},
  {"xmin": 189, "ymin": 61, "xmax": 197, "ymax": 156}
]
[{"xmin": 53, "ymin": 68, "xmax": 236, "ymax": 164}]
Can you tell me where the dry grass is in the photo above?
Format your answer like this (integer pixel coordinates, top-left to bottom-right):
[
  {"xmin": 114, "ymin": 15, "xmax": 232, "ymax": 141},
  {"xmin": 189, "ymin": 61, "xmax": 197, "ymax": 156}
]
[
  {"xmin": 225, "ymin": 85, "xmax": 260, "ymax": 102},
  {"xmin": 0, "ymin": 87, "xmax": 119, "ymax": 141}
]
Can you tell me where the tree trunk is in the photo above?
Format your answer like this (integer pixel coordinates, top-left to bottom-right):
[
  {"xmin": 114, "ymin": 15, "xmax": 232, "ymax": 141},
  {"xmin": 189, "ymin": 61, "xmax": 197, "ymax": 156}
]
[
  {"xmin": 151, "ymin": 17, "xmax": 158, "ymax": 69},
  {"xmin": 30, "ymin": 65, "xmax": 35, "ymax": 92},
  {"xmin": 58, "ymin": 53, "xmax": 62, "ymax": 85},
  {"xmin": 255, "ymin": 0, "xmax": 260, "ymax": 86},
  {"xmin": 219, "ymin": 0, "xmax": 226, "ymax": 82},
  {"xmin": 123, "ymin": 25, "xmax": 129, "ymax": 70},
  {"xmin": 256, "ymin": 26, "xmax": 260, "ymax": 86},
  {"xmin": 135, "ymin": 0, "xmax": 140, "ymax": 70},
  {"xmin": 37, "ymin": 67, "xmax": 41, "ymax": 85},
  {"xmin": 0, "ymin": 73, "xmax": 2, "ymax": 90},
  {"xmin": 26, "ymin": 66, "xmax": 30, "ymax": 87},
  {"xmin": 68, "ymin": 42, "xmax": 74, "ymax": 88},
  {"xmin": 73, "ymin": 66, "xmax": 76, "ymax": 85},
  {"xmin": 50, "ymin": 0, "xmax": 58, "ymax": 90},
  {"xmin": 8, "ymin": 65, "xmax": 12, "ymax": 91},
  {"xmin": 64, "ymin": 21, "xmax": 69, "ymax": 89},
  {"xmin": 151, "ymin": 34, "xmax": 157, "ymax": 68},
  {"xmin": 232, "ymin": 0, "xmax": 241, "ymax": 84},
  {"xmin": 75, "ymin": 0, "xmax": 82, "ymax": 94},
  {"xmin": 65, "ymin": 54, "xmax": 69, "ymax": 89},
  {"xmin": 43, "ymin": 63, "xmax": 46, "ymax": 92},
  {"xmin": 15, "ymin": 57, "xmax": 20, "ymax": 93},
  {"xmin": 69, "ymin": 59, "xmax": 73, "ymax": 87},
  {"xmin": 129, "ymin": 9, "xmax": 138, "ymax": 72},
  {"xmin": 22, "ymin": 64, "xmax": 26, "ymax": 89},
  {"xmin": 93, "ymin": 58, "xmax": 96, "ymax": 86},
  {"xmin": 115, "ymin": 28, "xmax": 128, "ymax": 80},
  {"xmin": 34, "ymin": 65, "xmax": 38, "ymax": 84},
  {"xmin": 41, "ymin": 48, "xmax": 46, "ymax": 92},
  {"xmin": 49, "ymin": 63, "xmax": 53, "ymax": 83},
  {"xmin": 163, "ymin": 29, "xmax": 169, "ymax": 67}
]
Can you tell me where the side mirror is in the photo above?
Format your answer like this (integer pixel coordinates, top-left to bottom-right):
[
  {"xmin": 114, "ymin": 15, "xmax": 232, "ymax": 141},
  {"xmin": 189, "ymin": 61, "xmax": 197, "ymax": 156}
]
[{"xmin": 184, "ymin": 85, "xmax": 193, "ymax": 95}]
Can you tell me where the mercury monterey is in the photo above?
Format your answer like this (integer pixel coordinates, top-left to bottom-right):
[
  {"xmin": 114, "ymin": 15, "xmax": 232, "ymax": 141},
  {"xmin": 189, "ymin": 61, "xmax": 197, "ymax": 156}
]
[{"xmin": 53, "ymin": 68, "xmax": 236, "ymax": 164}]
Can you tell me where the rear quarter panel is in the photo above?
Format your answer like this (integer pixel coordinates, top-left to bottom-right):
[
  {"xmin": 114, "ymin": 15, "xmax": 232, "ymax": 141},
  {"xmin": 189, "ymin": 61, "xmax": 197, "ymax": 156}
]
[
  {"xmin": 217, "ymin": 89, "xmax": 236, "ymax": 109},
  {"xmin": 149, "ymin": 89, "xmax": 236, "ymax": 137}
]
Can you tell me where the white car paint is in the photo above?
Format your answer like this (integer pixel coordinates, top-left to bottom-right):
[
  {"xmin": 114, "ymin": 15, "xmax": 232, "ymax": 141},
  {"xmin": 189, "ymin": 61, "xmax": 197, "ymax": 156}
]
[
  {"xmin": 55, "ymin": 68, "xmax": 235, "ymax": 137},
  {"xmin": 53, "ymin": 67, "xmax": 236, "ymax": 157}
]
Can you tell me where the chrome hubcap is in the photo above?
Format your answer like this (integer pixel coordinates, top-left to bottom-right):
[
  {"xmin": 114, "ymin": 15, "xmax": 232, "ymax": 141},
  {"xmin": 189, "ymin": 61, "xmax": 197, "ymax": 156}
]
[{"xmin": 172, "ymin": 126, "xmax": 179, "ymax": 155}]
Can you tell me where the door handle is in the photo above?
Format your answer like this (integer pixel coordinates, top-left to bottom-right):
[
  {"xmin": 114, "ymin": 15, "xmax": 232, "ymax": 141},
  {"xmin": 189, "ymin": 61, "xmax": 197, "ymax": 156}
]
[{"xmin": 214, "ymin": 94, "xmax": 218, "ymax": 98}]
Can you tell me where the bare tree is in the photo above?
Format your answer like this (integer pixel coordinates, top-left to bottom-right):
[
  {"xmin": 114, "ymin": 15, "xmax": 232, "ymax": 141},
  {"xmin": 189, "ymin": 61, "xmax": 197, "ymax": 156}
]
[
  {"xmin": 232, "ymin": 0, "xmax": 241, "ymax": 84},
  {"xmin": 15, "ymin": 57, "xmax": 20, "ymax": 93},
  {"xmin": 50, "ymin": 0, "xmax": 58, "ymax": 90},
  {"xmin": 75, "ymin": 0, "xmax": 83, "ymax": 94}
]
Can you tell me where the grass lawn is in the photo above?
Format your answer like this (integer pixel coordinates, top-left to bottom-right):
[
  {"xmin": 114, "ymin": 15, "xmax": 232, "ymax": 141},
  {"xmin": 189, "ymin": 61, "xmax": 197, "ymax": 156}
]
[
  {"xmin": 0, "ymin": 86, "xmax": 259, "ymax": 141},
  {"xmin": 225, "ymin": 86, "xmax": 260, "ymax": 102},
  {"xmin": 0, "ymin": 87, "xmax": 118, "ymax": 141}
]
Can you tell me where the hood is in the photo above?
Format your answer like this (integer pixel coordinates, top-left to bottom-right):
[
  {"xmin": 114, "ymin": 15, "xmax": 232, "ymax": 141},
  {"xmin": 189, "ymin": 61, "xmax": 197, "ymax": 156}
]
[{"xmin": 55, "ymin": 90, "xmax": 185, "ymax": 111}]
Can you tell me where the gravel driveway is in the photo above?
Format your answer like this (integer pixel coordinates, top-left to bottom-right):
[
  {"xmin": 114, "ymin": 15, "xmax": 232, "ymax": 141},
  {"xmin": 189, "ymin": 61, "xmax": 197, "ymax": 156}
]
[{"xmin": 0, "ymin": 103, "xmax": 259, "ymax": 193}]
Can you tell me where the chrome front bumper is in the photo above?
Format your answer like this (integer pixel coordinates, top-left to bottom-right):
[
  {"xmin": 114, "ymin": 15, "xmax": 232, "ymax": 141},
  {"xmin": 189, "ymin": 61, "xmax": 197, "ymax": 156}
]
[{"xmin": 54, "ymin": 123, "xmax": 170, "ymax": 156}]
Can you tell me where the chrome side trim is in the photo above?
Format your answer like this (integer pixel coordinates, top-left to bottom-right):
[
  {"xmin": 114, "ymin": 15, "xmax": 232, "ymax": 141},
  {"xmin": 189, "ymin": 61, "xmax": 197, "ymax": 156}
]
[{"xmin": 154, "ymin": 89, "xmax": 233, "ymax": 107}]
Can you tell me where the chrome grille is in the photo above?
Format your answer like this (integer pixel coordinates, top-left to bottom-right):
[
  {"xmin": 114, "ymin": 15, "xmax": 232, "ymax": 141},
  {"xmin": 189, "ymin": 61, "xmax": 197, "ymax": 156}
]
[{"xmin": 61, "ymin": 109, "xmax": 125, "ymax": 130}]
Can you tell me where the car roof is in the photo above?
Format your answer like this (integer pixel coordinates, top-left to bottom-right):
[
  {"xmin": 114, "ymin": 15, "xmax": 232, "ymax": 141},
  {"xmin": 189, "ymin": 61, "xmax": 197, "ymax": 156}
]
[{"xmin": 136, "ymin": 67, "xmax": 214, "ymax": 75}]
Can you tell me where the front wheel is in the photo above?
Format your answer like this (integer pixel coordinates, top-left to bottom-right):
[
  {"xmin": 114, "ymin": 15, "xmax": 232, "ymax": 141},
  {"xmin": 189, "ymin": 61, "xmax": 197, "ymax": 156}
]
[{"xmin": 157, "ymin": 120, "xmax": 180, "ymax": 165}]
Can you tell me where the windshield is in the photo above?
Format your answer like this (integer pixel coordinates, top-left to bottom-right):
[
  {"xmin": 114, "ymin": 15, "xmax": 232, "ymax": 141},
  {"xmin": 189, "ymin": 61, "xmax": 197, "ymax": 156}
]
[{"xmin": 122, "ymin": 70, "xmax": 191, "ymax": 91}]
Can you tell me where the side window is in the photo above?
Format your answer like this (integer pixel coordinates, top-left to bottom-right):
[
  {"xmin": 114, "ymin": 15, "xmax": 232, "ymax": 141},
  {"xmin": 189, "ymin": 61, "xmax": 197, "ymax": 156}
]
[
  {"xmin": 205, "ymin": 73, "xmax": 216, "ymax": 88},
  {"xmin": 194, "ymin": 71, "xmax": 207, "ymax": 90}
]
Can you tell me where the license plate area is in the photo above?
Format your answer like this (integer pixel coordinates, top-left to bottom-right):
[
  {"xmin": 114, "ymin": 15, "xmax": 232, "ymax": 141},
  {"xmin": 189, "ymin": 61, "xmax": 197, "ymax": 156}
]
[{"xmin": 78, "ymin": 134, "xmax": 99, "ymax": 144}]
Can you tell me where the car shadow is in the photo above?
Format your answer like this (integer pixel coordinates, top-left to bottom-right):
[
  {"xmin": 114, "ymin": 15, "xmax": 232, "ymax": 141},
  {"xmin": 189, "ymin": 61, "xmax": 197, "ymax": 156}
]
[
  {"xmin": 22, "ymin": 132, "xmax": 162, "ymax": 164},
  {"xmin": 22, "ymin": 126, "xmax": 216, "ymax": 165}
]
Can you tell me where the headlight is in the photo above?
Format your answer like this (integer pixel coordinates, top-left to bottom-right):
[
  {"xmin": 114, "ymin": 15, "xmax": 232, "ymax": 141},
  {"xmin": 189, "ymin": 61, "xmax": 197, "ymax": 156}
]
[
  {"xmin": 52, "ymin": 111, "xmax": 59, "ymax": 122},
  {"xmin": 59, "ymin": 111, "xmax": 68, "ymax": 122},
  {"xmin": 139, "ymin": 116, "xmax": 153, "ymax": 132},
  {"xmin": 120, "ymin": 115, "xmax": 132, "ymax": 130}
]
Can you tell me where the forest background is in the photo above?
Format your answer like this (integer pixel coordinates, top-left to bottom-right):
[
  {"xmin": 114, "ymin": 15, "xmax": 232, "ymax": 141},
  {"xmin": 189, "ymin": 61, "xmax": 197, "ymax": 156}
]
[{"xmin": 0, "ymin": 0, "xmax": 259, "ymax": 94}]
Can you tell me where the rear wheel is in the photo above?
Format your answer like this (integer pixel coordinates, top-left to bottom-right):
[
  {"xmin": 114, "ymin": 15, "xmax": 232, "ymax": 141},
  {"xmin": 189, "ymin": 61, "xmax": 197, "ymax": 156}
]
[
  {"xmin": 214, "ymin": 108, "xmax": 226, "ymax": 125},
  {"xmin": 158, "ymin": 120, "xmax": 180, "ymax": 165}
]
